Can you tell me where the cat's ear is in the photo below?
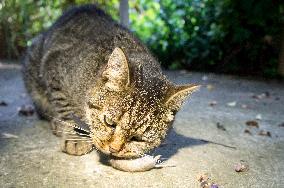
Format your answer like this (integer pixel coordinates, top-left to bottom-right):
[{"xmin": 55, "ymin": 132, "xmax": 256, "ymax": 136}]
[
  {"xmin": 102, "ymin": 47, "xmax": 130, "ymax": 91},
  {"xmin": 165, "ymin": 84, "xmax": 200, "ymax": 112}
]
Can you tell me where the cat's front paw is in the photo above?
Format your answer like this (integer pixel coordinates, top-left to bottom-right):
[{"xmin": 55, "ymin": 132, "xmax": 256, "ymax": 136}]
[
  {"xmin": 50, "ymin": 119, "xmax": 64, "ymax": 137},
  {"xmin": 61, "ymin": 137, "xmax": 93, "ymax": 156}
]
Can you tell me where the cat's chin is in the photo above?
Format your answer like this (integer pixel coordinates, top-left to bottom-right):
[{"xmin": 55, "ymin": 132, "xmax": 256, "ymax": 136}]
[
  {"xmin": 99, "ymin": 146, "xmax": 141, "ymax": 159},
  {"xmin": 92, "ymin": 140, "xmax": 140, "ymax": 158}
]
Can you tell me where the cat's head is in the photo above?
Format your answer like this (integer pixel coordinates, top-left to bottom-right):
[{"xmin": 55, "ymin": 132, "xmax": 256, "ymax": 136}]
[{"xmin": 85, "ymin": 47, "xmax": 199, "ymax": 158}]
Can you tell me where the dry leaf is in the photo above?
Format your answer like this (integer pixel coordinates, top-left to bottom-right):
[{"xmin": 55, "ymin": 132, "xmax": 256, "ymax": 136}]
[
  {"xmin": 258, "ymin": 130, "xmax": 271, "ymax": 137},
  {"xmin": 246, "ymin": 120, "xmax": 259, "ymax": 128},
  {"xmin": 234, "ymin": 162, "xmax": 249, "ymax": 172},
  {"xmin": 197, "ymin": 174, "xmax": 219, "ymax": 188},
  {"xmin": 244, "ymin": 129, "xmax": 252, "ymax": 135},
  {"xmin": 209, "ymin": 101, "xmax": 217, "ymax": 106},
  {"xmin": 197, "ymin": 174, "xmax": 209, "ymax": 182}
]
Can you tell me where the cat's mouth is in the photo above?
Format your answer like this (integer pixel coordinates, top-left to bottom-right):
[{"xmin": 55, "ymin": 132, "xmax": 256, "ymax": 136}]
[{"xmin": 92, "ymin": 136, "xmax": 147, "ymax": 158}]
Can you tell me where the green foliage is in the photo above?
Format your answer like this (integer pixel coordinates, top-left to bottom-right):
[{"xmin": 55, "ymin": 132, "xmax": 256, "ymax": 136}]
[
  {"xmin": 128, "ymin": 0, "xmax": 283, "ymax": 77},
  {"xmin": 0, "ymin": 0, "xmax": 283, "ymax": 77},
  {"xmin": 0, "ymin": 0, "xmax": 119, "ymax": 58}
]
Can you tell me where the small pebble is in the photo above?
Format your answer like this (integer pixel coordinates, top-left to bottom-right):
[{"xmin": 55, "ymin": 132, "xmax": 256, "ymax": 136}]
[
  {"xmin": 227, "ymin": 101, "xmax": 236, "ymax": 107},
  {"xmin": 255, "ymin": 114, "xmax": 262, "ymax": 120},
  {"xmin": 234, "ymin": 162, "xmax": 249, "ymax": 172},
  {"xmin": 0, "ymin": 100, "xmax": 7, "ymax": 106},
  {"xmin": 216, "ymin": 122, "xmax": 226, "ymax": 131}
]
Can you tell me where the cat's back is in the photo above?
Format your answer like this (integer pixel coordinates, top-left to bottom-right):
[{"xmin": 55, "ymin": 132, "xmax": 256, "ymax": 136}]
[{"xmin": 23, "ymin": 4, "xmax": 162, "ymax": 118}]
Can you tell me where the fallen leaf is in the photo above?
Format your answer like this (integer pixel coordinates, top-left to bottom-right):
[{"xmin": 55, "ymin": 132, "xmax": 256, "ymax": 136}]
[
  {"xmin": 197, "ymin": 174, "xmax": 219, "ymax": 188},
  {"xmin": 0, "ymin": 100, "xmax": 8, "ymax": 106},
  {"xmin": 234, "ymin": 162, "xmax": 249, "ymax": 172},
  {"xmin": 258, "ymin": 130, "xmax": 271, "ymax": 137},
  {"xmin": 244, "ymin": 129, "xmax": 252, "ymax": 135},
  {"xmin": 246, "ymin": 120, "xmax": 259, "ymax": 128},
  {"xmin": 200, "ymin": 181, "xmax": 210, "ymax": 188},
  {"xmin": 197, "ymin": 174, "xmax": 209, "ymax": 183},
  {"xmin": 209, "ymin": 101, "xmax": 217, "ymax": 106},
  {"xmin": 216, "ymin": 122, "xmax": 226, "ymax": 131},
  {"xmin": 227, "ymin": 101, "xmax": 237, "ymax": 107},
  {"xmin": 198, "ymin": 174, "xmax": 210, "ymax": 188},
  {"xmin": 1, "ymin": 133, "xmax": 18, "ymax": 139},
  {"xmin": 18, "ymin": 105, "xmax": 35, "ymax": 116}
]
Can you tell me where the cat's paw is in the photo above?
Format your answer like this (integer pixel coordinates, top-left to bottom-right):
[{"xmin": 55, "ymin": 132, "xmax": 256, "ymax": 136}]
[
  {"xmin": 61, "ymin": 138, "xmax": 93, "ymax": 156},
  {"xmin": 50, "ymin": 119, "xmax": 64, "ymax": 137}
]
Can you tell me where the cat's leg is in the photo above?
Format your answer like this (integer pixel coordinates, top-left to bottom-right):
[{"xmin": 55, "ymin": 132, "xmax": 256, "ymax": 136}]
[
  {"xmin": 49, "ymin": 90, "xmax": 72, "ymax": 136},
  {"xmin": 50, "ymin": 92, "xmax": 94, "ymax": 155},
  {"xmin": 51, "ymin": 115, "xmax": 94, "ymax": 155}
]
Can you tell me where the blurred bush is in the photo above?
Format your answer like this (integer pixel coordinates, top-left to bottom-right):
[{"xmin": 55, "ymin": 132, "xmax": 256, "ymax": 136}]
[
  {"xmin": 0, "ymin": 0, "xmax": 283, "ymax": 77},
  {"xmin": 130, "ymin": 0, "xmax": 283, "ymax": 77},
  {"xmin": 0, "ymin": 0, "xmax": 119, "ymax": 58}
]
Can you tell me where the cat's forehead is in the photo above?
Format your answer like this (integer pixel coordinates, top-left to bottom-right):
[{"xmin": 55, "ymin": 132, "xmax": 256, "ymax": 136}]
[
  {"xmin": 128, "ymin": 88, "xmax": 166, "ymax": 116},
  {"xmin": 132, "ymin": 78, "xmax": 169, "ymax": 101}
]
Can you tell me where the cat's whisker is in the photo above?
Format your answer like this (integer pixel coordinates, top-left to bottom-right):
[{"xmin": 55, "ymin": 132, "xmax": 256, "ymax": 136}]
[
  {"xmin": 65, "ymin": 139, "xmax": 92, "ymax": 141},
  {"xmin": 43, "ymin": 113, "xmax": 91, "ymax": 136},
  {"xmin": 51, "ymin": 129, "xmax": 91, "ymax": 137}
]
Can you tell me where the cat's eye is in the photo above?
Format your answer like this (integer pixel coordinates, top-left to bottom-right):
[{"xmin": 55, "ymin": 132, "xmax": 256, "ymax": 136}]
[
  {"xmin": 104, "ymin": 115, "xmax": 116, "ymax": 128},
  {"xmin": 88, "ymin": 101, "xmax": 102, "ymax": 110},
  {"xmin": 130, "ymin": 135, "xmax": 144, "ymax": 142}
]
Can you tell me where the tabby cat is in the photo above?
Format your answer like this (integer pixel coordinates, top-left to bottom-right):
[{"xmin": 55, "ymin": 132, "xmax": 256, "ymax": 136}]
[{"xmin": 22, "ymin": 5, "xmax": 198, "ymax": 159}]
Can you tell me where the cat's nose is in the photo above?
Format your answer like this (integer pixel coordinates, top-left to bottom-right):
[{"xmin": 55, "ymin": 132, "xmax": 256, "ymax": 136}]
[
  {"xmin": 109, "ymin": 130, "xmax": 125, "ymax": 153},
  {"xmin": 109, "ymin": 141, "xmax": 124, "ymax": 153},
  {"xmin": 109, "ymin": 145, "xmax": 120, "ymax": 153}
]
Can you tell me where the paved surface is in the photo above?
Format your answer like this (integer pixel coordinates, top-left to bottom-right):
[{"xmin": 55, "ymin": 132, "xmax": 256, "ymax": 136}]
[{"xmin": 0, "ymin": 62, "xmax": 284, "ymax": 188}]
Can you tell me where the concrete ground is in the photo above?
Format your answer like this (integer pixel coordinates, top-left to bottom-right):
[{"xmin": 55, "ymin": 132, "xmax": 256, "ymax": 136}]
[{"xmin": 0, "ymin": 62, "xmax": 283, "ymax": 188}]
